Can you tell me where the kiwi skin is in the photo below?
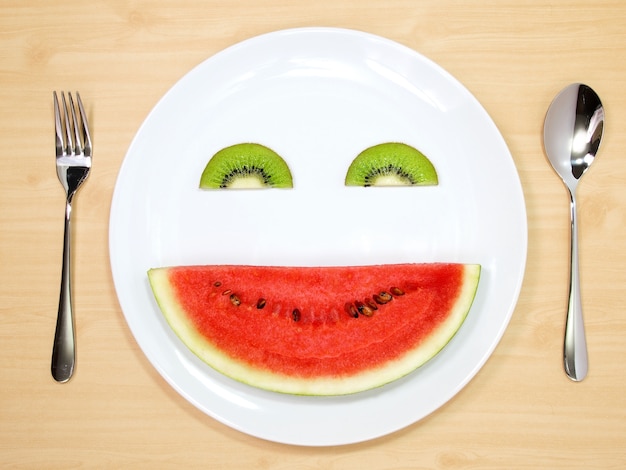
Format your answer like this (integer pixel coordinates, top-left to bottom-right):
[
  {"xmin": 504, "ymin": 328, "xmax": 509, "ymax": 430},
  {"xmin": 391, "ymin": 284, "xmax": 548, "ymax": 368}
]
[
  {"xmin": 345, "ymin": 142, "xmax": 438, "ymax": 187},
  {"xmin": 200, "ymin": 143, "xmax": 293, "ymax": 189}
]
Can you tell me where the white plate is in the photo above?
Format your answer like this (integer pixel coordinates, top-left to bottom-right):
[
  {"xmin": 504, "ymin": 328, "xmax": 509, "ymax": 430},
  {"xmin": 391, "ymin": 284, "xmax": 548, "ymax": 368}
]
[{"xmin": 109, "ymin": 27, "xmax": 527, "ymax": 446}]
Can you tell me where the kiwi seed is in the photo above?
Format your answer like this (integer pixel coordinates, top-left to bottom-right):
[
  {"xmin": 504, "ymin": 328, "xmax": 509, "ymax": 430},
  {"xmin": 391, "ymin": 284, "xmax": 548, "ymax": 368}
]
[{"xmin": 199, "ymin": 143, "xmax": 293, "ymax": 189}]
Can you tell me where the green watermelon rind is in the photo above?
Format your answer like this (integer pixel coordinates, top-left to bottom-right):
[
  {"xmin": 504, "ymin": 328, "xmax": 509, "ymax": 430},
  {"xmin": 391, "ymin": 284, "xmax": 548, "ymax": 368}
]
[{"xmin": 148, "ymin": 264, "xmax": 480, "ymax": 396}]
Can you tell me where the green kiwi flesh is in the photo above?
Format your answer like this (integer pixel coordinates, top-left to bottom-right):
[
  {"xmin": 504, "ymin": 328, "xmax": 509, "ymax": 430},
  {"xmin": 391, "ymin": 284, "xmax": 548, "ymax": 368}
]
[
  {"xmin": 200, "ymin": 143, "xmax": 293, "ymax": 189},
  {"xmin": 345, "ymin": 142, "xmax": 438, "ymax": 187}
]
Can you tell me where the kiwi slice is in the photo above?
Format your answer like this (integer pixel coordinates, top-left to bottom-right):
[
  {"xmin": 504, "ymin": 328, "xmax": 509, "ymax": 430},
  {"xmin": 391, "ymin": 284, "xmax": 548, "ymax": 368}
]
[
  {"xmin": 200, "ymin": 143, "xmax": 293, "ymax": 189},
  {"xmin": 345, "ymin": 142, "xmax": 438, "ymax": 187}
]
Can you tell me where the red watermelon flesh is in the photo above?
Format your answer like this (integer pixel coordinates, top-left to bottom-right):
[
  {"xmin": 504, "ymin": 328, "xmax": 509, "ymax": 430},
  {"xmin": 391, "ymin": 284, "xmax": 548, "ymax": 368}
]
[{"xmin": 148, "ymin": 263, "xmax": 480, "ymax": 395}]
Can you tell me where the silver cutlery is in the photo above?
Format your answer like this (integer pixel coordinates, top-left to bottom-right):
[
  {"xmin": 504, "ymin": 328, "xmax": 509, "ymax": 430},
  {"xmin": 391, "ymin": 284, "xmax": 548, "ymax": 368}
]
[
  {"xmin": 52, "ymin": 91, "xmax": 92, "ymax": 383},
  {"xmin": 543, "ymin": 83, "xmax": 604, "ymax": 381}
]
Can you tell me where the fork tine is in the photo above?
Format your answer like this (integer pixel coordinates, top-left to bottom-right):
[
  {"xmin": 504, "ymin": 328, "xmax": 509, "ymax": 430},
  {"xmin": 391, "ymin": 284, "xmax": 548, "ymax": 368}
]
[
  {"xmin": 53, "ymin": 91, "xmax": 64, "ymax": 156},
  {"xmin": 75, "ymin": 92, "xmax": 92, "ymax": 157},
  {"xmin": 67, "ymin": 92, "xmax": 82, "ymax": 155},
  {"xmin": 60, "ymin": 92, "xmax": 74, "ymax": 155}
]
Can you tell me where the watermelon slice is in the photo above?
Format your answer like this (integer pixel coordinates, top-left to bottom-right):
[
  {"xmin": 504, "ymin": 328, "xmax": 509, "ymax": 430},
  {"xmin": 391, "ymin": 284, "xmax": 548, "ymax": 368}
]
[{"xmin": 148, "ymin": 263, "xmax": 480, "ymax": 396}]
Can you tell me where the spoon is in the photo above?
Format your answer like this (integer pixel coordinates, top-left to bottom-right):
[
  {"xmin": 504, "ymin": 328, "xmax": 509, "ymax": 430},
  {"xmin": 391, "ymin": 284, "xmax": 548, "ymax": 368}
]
[{"xmin": 543, "ymin": 83, "xmax": 604, "ymax": 382}]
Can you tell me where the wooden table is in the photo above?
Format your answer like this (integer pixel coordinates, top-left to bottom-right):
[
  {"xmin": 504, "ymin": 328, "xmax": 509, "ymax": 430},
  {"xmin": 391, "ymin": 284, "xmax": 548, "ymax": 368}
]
[{"xmin": 2, "ymin": 1, "xmax": 625, "ymax": 468}]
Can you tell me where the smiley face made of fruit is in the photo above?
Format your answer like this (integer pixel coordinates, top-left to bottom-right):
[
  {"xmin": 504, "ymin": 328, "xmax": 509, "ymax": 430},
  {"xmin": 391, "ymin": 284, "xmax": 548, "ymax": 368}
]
[
  {"xmin": 198, "ymin": 142, "xmax": 438, "ymax": 189},
  {"xmin": 148, "ymin": 142, "xmax": 480, "ymax": 396}
]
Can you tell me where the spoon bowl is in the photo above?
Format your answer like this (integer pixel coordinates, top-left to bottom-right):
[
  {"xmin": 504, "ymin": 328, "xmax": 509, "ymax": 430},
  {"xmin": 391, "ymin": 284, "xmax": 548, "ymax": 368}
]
[{"xmin": 543, "ymin": 83, "xmax": 604, "ymax": 381}]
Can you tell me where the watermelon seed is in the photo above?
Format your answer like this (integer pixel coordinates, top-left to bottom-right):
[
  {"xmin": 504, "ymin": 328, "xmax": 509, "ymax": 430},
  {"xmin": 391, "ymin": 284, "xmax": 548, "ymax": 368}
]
[
  {"xmin": 213, "ymin": 281, "xmax": 222, "ymax": 287},
  {"xmin": 366, "ymin": 299, "xmax": 378, "ymax": 311},
  {"xmin": 355, "ymin": 301, "xmax": 374, "ymax": 317},
  {"xmin": 373, "ymin": 292, "xmax": 392, "ymax": 304},
  {"xmin": 222, "ymin": 289, "xmax": 232, "ymax": 296},
  {"xmin": 229, "ymin": 294, "xmax": 241, "ymax": 306},
  {"xmin": 390, "ymin": 287, "xmax": 405, "ymax": 296},
  {"xmin": 292, "ymin": 309, "xmax": 301, "ymax": 322},
  {"xmin": 344, "ymin": 302, "xmax": 359, "ymax": 318},
  {"xmin": 256, "ymin": 298, "xmax": 266, "ymax": 309}
]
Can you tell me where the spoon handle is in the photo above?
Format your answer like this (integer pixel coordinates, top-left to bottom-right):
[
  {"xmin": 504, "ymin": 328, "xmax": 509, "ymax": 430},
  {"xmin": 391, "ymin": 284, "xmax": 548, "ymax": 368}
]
[{"xmin": 564, "ymin": 190, "xmax": 588, "ymax": 381}]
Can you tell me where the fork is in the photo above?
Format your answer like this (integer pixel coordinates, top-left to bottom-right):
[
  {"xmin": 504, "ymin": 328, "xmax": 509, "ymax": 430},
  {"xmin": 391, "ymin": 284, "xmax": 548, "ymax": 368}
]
[{"xmin": 52, "ymin": 91, "xmax": 92, "ymax": 383}]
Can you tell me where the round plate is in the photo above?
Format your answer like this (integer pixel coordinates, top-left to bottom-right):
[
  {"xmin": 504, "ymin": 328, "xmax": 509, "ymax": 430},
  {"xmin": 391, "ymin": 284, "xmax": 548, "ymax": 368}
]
[{"xmin": 109, "ymin": 27, "xmax": 527, "ymax": 446}]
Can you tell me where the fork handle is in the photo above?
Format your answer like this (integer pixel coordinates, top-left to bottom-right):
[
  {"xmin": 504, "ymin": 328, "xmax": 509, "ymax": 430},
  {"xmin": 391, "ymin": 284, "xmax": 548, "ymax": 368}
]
[{"xmin": 51, "ymin": 201, "xmax": 76, "ymax": 382}]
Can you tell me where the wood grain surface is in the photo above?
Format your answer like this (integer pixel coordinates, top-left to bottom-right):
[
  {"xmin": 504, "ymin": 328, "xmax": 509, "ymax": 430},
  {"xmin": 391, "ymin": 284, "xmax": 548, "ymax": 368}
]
[{"xmin": 1, "ymin": 0, "xmax": 625, "ymax": 468}]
